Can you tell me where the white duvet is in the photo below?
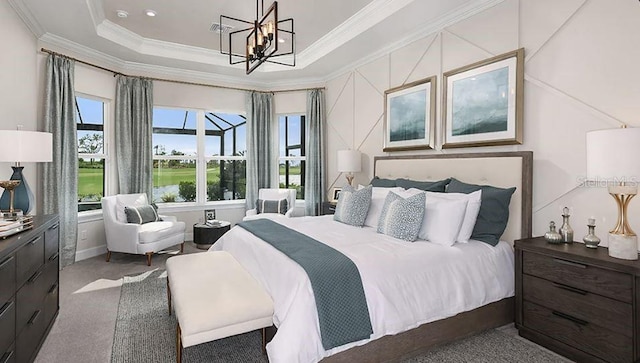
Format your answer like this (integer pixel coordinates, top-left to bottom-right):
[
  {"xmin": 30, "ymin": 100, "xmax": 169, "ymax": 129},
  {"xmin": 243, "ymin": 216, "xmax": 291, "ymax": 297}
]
[{"xmin": 210, "ymin": 215, "xmax": 514, "ymax": 363}]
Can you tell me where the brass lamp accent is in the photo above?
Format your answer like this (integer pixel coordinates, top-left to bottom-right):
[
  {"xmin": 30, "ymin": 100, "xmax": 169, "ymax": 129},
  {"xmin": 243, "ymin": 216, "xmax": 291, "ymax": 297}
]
[
  {"xmin": 609, "ymin": 183, "xmax": 636, "ymax": 236},
  {"xmin": 0, "ymin": 180, "xmax": 21, "ymax": 214}
]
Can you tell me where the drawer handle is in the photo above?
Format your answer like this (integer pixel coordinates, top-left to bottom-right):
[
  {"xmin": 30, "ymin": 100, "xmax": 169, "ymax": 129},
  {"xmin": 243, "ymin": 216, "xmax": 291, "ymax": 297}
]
[
  {"xmin": 553, "ymin": 283, "xmax": 587, "ymax": 295},
  {"xmin": 0, "ymin": 350, "xmax": 14, "ymax": 363},
  {"xmin": 27, "ymin": 269, "xmax": 43, "ymax": 284},
  {"xmin": 553, "ymin": 258, "xmax": 587, "ymax": 269},
  {"xmin": 28, "ymin": 235, "xmax": 42, "ymax": 245},
  {"xmin": 49, "ymin": 224, "xmax": 59, "ymax": 230},
  {"xmin": 27, "ymin": 310, "xmax": 41, "ymax": 325},
  {"xmin": 0, "ymin": 256, "xmax": 12, "ymax": 269},
  {"xmin": 552, "ymin": 310, "xmax": 588, "ymax": 326},
  {"xmin": 49, "ymin": 283, "xmax": 59, "ymax": 294},
  {"xmin": 0, "ymin": 300, "xmax": 13, "ymax": 317},
  {"xmin": 49, "ymin": 252, "xmax": 60, "ymax": 261}
]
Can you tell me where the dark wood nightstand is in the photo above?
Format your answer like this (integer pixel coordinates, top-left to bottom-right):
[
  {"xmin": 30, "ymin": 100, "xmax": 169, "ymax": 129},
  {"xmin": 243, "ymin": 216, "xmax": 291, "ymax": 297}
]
[
  {"xmin": 320, "ymin": 202, "xmax": 336, "ymax": 215},
  {"xmin": 515, "ymin": 237, "xmax": 640, "ymax": 362},
  {"xmin": 193, "ymin": 222, "xmax": 231, "ymax": 249}
]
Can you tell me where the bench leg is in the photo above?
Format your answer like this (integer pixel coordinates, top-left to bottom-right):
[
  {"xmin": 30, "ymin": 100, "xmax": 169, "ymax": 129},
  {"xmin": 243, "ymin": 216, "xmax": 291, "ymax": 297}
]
[
  {"xmin": 176, "ymin": 323, "xmax": 182, "ymax": 363},
  {"xmin": 262, "ymin": 327, "xmax": 266, "ymax": 355},
  {"xmin": 105, "ymin": 250, "xmax": 111, "ymax": 262},
  {"xmin": 180, "ymin": 242, "xmax": 184, "ymax": 254},
  {"xmin": 146, "ymin": 252, "xmax": 153, "ymax": 266},
  {"xmin": 167, "ymin": 277, "xmax": 172, "ymax": 315}
]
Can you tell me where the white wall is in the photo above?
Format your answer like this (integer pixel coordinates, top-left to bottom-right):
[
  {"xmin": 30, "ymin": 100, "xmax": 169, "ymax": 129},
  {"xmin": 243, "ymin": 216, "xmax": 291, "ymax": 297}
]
[
  {"xmin": 0, "ymin": 1, "xmax": 39, "ymax": 210},
  {"xmin": 325, "ymin": 0, "xmax": 640, "ymax": 246}
]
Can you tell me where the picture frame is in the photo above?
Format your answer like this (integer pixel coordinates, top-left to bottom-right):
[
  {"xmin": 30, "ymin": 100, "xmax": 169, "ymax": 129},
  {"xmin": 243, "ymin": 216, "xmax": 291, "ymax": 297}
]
[
  {"xmin": 442, "ymin": 48, "xmax": 524, "ymax": 148},
  {"xmin": 330, "ymin": 187, "xmax": 342, "ymax": 203},
  {"xmin": 383, "ymin": 76, "xmax": 436, "ymax": 152},
  {"xmin": 204, "ymin": 209, "xmax": 216, "ymax": 221}
]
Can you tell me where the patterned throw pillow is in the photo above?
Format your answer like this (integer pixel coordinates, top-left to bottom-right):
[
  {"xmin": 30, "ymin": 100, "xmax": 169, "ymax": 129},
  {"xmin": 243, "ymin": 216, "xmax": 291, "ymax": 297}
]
[
  {"xmin": 124, "ymin": 204, "xmax": 160, "ymax": 224},
  {"xmin": 256, "ymin": 198, "xmax": 288, "ymax": 214},
  {"xmin": 377, "ymin": 191, "xmax": 426, "ymax": 241},
  {"xmin": 333, "ymin": 185, "xmax": 372, "ymax": 227}
]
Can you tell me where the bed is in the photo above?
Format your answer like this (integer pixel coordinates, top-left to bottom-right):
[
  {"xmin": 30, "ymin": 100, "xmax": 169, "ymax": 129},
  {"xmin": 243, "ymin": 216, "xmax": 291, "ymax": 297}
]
[{"xmin": 211, "ymin": 151, "xmax": 533, "ymax": 363}]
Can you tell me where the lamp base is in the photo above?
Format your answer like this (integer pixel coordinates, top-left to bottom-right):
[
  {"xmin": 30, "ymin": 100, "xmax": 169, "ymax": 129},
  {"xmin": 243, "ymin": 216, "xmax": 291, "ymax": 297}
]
[{"xmin": 608, "ymin": 233, "xmax": 638, "ymax": 260}]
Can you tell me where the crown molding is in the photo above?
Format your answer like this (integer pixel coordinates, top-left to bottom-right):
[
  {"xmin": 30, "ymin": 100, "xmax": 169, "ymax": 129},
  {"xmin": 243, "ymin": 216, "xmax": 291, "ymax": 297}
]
[
  {"xmin": 7, "ymin": 0, "xmax": 45, "ymax": 37},
  {"xmin": 297, "ymin": 0, "xmax": 416, "ymax": 69},
  {"xmin": 85, "ymin": 0, "xmax": 105, "ymax": 27},
  {"xmin": 323, "ymin": 0, "xmax": 506, "ymax": 81}
]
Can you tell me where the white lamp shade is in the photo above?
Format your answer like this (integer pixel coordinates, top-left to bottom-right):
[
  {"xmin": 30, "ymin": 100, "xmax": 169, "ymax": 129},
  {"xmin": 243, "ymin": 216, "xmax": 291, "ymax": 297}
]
[
  {"xmin": 337, "ymin": 149, "xmax": 361, "ymax": 173},
  {"xmin": 0, "ymin": 130, "xmax": 53, "ymax": 163},
  {"xmin": 586, "ymin": 128, "xmax": 640, "ymax": 181}
]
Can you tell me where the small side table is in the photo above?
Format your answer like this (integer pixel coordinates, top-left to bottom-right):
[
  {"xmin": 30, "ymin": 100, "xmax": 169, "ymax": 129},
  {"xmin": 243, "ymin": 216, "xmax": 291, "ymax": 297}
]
[
  {"xmin": 321, "ymin": 202, "xmax": 336, "ymax": 215},
  {"xmin": 193, "ymin": 221, "xmax": 231, "ymax": 250}
]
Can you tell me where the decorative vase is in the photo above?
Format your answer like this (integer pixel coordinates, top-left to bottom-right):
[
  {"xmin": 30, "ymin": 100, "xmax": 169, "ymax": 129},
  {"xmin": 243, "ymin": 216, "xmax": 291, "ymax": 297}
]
[
  {"xmin": 583, "ymin": 218, "xmax": 601, "ymax": 249},
  {"xmin": 544, "ymin": 221, "xmax": 563, "ymax": 244},
  {"xmin": 559, "ymin": 207, "xmax": 574, "ymax": 243},
  {"xmin": 0, "ymin": 166, "xmax": 33, "ymax": 214}
]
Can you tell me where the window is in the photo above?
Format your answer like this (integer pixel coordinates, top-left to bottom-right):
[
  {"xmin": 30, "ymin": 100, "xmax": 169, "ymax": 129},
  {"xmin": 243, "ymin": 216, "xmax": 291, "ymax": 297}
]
[
  {"xmin": 152, "ymin": 108, "xmax": 246, "ymax": 204},
  {"xmin": 76, "ymin": 96, "xmax": 107, "ymax": 212},
  {"xmin": 279, "ymin": 115, "xmax": 305, "ymax": 199}
]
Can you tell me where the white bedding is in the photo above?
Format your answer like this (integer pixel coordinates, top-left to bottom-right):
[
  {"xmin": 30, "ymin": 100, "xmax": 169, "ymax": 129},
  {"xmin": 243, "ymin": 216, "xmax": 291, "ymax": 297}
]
[{"xmin": 210, "ymin": 215, "xmax": 515, "ymax": 363}]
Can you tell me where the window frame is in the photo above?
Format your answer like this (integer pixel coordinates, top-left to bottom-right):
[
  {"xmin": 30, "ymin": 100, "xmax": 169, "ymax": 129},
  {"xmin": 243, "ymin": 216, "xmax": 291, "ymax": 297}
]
[
  {"xmin": 76, "ymin": 93, "xmax": 109, "ymax": 214},
  {"xmin": 278, "ymin": 114, "xmax": 306, "ymax": 199}
]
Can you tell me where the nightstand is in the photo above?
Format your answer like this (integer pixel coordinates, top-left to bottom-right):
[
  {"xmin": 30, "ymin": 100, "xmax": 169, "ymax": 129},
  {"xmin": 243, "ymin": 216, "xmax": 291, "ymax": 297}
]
[
  {"xmin": 320, "ymin": 202, "xmax": 336, "ymax": 215},
  {"xmin": 193, "ymin": 222, "xmax": 231, "ymax": 249},
  {"xmin": 515, "ymin": 237, "xmax": 640, "ymax": 362}
]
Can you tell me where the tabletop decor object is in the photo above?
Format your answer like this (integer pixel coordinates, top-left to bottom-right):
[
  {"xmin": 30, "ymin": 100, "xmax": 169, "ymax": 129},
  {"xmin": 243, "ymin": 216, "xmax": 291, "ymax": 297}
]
[
  {"xmin": 586, "ymin": 126, "xmax": 640, "ymax": 260},
  {"xmin": 559, "ymin": 207, "xmax": 573, "ymax": 243},
  {"xmin": 337, "ymin": 150, "xmax": 361, "ymax": 186},
  {"xmin": 583, "ymin": 218, "xmax": 601, "ymax": 249},
  {"xmin": 544, "ymin": 221, "xmax": 562, "ymax": 244}
]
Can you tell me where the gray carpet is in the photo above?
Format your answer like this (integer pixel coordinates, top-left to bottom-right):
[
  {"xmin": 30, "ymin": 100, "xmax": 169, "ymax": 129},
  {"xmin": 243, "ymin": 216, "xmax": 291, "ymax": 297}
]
[{"xmin": 111, "ymin": 270, "xmax": 567, "ymax": 363}]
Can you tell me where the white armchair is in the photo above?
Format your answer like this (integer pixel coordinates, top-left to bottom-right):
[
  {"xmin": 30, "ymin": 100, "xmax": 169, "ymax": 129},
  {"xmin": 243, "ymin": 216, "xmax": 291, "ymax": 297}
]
[
  {"xmin": 244, "ymin": 188, "xmax": 297, "ymax": 220},
  {"xmin": 102, "ymin": 193, "xmax": 186, "ymax": 266}
]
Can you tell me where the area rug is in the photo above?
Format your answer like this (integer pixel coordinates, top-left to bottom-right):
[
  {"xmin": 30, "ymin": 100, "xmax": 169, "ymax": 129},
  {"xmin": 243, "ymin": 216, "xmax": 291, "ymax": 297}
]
[{"xmin": 111, "ymin": 270, "xmax": 568, "ymax": 363}]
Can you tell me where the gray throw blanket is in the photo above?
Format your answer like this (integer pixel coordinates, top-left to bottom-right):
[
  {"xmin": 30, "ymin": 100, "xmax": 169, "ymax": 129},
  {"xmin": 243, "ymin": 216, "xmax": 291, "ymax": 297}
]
[{"xmin": 237, "ymin": 219, "xmax": 373, "ymax": 349}]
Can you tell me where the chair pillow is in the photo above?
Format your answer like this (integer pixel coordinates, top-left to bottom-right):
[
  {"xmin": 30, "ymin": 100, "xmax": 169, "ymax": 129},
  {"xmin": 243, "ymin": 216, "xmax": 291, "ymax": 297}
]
[
  {"xmin": 334, "ymin": 185, "xmax": 372, "ymax": 227},
  {"xmin": 116, "ymin": 193, "xmax": 148, "ymax": 223},
  {"xmin": 377, "ymin": 191, "xmax": 425, "ymax": 242},
  {"xmin": 446, "ymin": 178, "xmax": 516, "ymax": 246},
  {"xmin": 424, "ymin": 190, "xmax": 482, "ymax": 243},
  {"xmin": 256, "ymin": 198, "xmax": 288, "ymax": 215},
  {"xmin": 125, "ymin": 204, "xmax": 160, "ymax": 225},
  {"xmin": 395, "ymin": 178, "xmax": 451, "ymax": 192}
]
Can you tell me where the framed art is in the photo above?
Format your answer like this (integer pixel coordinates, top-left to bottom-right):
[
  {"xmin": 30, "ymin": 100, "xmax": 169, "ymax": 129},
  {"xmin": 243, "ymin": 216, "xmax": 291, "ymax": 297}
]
[
  {"xmin": 442, "ymin": 48, "xmax": 524, "ymax": 148},
  {"xmin": 204, "ymin": 209, "xmax": 216, "ymax": 221},
  {"xmin": 331, "ymin": 187, "xmax": 342, "ymax": 203},
  {"xmin": 383, "ymin": 76, "xmax": 436, "ymax": 152}
]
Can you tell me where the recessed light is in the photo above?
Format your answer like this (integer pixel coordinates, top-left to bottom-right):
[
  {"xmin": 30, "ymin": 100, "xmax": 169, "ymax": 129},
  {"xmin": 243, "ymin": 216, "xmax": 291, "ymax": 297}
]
[
  {"xmin": 145, "ymin": 9, "xmax": 157, "ymax": 17},
  {"xmin": 116, "ymin": 10, "xmax": 128, "ymax": 18},
  {"xmin": 278, "ymin": 38, "xmax": 285, "ymax": 43}
]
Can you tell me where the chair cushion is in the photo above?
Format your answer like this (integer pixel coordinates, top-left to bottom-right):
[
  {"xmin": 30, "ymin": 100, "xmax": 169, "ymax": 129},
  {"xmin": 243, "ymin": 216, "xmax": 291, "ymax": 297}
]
[
  {"xmin": 256, "ymin": 198, "xmax": 288, "ymax": 215},
  {"xmin": 125, "ymin": 204, "xmax": 160, "ymax": 224},
  {"xmin": 116, "ymin": 194, "xmax": 148, "ymax": 223},
  {"xmin": 138, "ymin": 221, "xmax": 186, "ymax": 244}
]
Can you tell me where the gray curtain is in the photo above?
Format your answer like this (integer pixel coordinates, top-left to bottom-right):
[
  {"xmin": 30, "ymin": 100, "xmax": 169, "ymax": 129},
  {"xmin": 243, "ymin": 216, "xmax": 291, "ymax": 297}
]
[
  {"xmin": 43, "ymin": 54, "xmax": 78, "ymax": 267},
  {"xmin": 304, "ymin": 89, "xmax": 326, "ymax": 216},
  {"xmin": 245, "ymin": 91, "xmax": 275, "ymax": 209},
  {"xmin": 115, "ymin": 75, "xmax": 153, "ymax": 199}
]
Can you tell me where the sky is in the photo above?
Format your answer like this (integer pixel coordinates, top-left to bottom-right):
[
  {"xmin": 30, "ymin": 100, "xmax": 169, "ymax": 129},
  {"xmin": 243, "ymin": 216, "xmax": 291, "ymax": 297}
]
[{"xmin": 76, "ymin": 97, "xmax": 304, "ymax": 158}]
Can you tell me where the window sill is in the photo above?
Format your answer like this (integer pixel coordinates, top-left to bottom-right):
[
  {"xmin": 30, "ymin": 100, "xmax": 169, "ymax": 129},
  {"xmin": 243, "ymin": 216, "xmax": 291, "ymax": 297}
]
[
  {"xmin": 78, "ymin": 210, "xmax": 103, "ymax": 223},
  {"xmin": 156, "ymin": 200, "xmax": 247, "ymax": 213}
]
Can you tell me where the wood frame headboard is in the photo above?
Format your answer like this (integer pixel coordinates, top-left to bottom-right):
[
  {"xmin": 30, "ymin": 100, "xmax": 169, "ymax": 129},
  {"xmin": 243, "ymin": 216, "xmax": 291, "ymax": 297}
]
[{"xmin": 373, "ymin": 151, "xmax": 533, "ymax": 243}]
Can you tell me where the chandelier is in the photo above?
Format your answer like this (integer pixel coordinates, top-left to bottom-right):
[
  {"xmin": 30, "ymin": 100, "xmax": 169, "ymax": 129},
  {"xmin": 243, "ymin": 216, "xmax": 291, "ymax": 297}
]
[{"xmin": 220, "ymin": 0, "xmax": 295, "ymax": 75}]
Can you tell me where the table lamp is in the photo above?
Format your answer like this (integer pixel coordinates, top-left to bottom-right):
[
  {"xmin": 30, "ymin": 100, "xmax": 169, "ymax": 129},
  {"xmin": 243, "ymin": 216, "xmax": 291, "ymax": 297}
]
[
  {"xmin": 337, "ymin": 149, "xmax": 361, "ymax": 186},
  {"xmin": 586, "ymin": 127, "xmax": 640, "ymax": 260},
  {"xmin": 0, "ymin": 130, "xmax": 53, "ymax": 214}
]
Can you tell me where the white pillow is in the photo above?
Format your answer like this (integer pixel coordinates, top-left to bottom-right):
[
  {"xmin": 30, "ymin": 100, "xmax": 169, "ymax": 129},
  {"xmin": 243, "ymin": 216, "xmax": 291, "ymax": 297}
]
[
  {"xmin": 425, "ymin": 190, "xmax": 482, "ymax": 243},
  {"xmin": 417, "ymin": 198, "xmax": 468, "ymax": 247},
  {"xmin": 363, "ymin": 186, "xmax": 404, "ymax": 228},
  {"xmin": 116, "ymin": 193, "xmax": 148, "ymax": 223}
]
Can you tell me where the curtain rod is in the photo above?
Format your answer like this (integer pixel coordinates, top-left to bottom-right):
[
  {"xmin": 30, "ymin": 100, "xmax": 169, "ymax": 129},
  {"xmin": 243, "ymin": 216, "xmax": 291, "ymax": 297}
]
[{"xmin": 40, "ymin": 48, "xmax": 324, "ymax": 94}]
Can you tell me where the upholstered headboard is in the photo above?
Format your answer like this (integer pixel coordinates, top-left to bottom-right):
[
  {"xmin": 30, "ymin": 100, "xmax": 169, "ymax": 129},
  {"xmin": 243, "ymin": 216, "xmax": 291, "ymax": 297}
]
[{"xmin": 374, "ymin": 151, "xmax": 533, "ymax": 243}]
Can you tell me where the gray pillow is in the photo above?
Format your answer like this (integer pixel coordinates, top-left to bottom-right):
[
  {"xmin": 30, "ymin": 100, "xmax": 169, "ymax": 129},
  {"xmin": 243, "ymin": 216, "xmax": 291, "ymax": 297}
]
[
  {"xmin": 256, "ymin": 198, "xmax": 288, "ymax": 214},
  {"xmin": 370, "ymin": 177, "xmax": 397, "ymax": 188},
  {"xmin": 395, "ymin": 178, "xmax": 451, "ymax": 192},
  {"xmin": 124, "ymin": 204, "xmax": 160, "ymax": 224},
  {"xmin": 333, "ymin": 185, "xmax": 372, "ymax": 227},
  {"xmin": 446, "ymin": 178, "xmax": 516, "ymax": 246},
  {"xmin": 377, "ymin": 192, "xmax": 425, "ymax": 242}
]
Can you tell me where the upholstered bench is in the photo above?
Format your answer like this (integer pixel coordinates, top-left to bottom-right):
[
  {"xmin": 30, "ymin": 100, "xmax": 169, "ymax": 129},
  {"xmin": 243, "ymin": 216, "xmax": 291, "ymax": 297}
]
[{"xmin": 166, "ymin": 251, "xmax": 274, "ymax": 363}]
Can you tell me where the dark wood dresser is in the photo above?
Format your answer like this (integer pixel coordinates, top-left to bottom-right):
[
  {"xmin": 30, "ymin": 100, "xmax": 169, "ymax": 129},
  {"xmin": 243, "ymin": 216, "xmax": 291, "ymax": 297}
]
[
  {"xmin": 515, "ymin": 237, "xmax": 640, "ymax": 363},
  {"xmin": 0, "ymin": 215, "xmax": 60, "ymax": 363}
]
